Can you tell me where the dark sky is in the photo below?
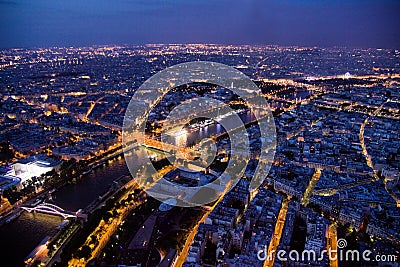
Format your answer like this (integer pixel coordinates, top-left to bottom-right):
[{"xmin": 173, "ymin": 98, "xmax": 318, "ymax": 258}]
[{"xmin": 1, "ymin": 0, "xmax": 399, "ymax": 49}]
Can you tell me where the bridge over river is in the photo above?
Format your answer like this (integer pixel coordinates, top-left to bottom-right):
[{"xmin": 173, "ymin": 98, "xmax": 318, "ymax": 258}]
[{"xmin": 21, "ymin": 203, "xmax": 82, "ymax": 219}]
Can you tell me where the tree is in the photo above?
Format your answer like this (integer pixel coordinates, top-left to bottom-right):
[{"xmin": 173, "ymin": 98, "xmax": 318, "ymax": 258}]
[
  {"xmin": 3, "ymin": 186, "xmax": 22, "ymax": 204},
  {"xmin": 74, "ymin": 245, "xmax": 92, "ymax": 260},
  {"xmin": 103, "ymin": 211, "xmax": 113, "ymax": 222}
]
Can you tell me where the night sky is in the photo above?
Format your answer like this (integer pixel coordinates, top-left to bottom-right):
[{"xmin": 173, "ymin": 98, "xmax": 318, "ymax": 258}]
[{"xmin": 1, "ymin": 0, "xmax": 399, "ymax": 49}]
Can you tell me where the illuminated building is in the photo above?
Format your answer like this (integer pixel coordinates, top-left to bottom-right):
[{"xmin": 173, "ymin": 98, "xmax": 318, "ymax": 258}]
[{"xmin": 4, "ymin": 154, "xmax": 61, "ymax": 184}]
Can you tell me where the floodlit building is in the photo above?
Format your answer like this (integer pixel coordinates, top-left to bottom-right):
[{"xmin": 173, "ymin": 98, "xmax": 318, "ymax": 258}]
[{"xmin": 3, "ymin": 154, "xmax": 62, "ymax": 184}]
